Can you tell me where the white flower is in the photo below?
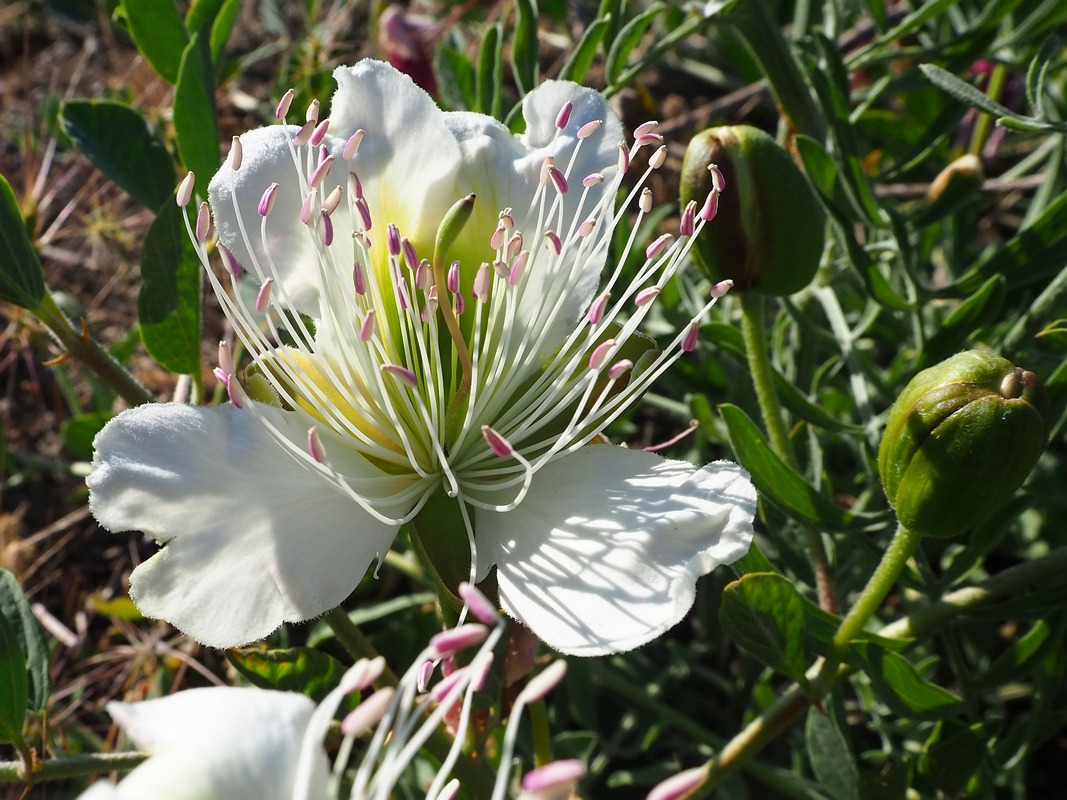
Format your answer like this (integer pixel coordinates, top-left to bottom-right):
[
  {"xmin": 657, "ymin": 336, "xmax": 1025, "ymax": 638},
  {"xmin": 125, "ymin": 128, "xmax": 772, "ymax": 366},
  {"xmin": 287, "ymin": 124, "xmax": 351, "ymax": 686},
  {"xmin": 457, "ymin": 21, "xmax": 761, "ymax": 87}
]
[
  {"xmin": 77, "ymin": 687, "xmax": 326, "ymax": 800},
  {"xmin": 88, "ymin": 59, "xmax": 756, "ymax": 655}
]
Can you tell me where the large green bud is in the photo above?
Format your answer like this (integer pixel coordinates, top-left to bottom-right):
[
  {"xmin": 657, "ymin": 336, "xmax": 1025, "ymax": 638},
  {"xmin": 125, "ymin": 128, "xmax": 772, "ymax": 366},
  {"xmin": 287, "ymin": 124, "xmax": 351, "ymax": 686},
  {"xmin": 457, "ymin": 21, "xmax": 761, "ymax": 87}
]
[
  {"xmin": 679, "ymin": 125, "xmax": 824, "ymax": 296},
  {"xmin": 878, "ymin": 351, "xmax": 1051, "ymax": 538}
]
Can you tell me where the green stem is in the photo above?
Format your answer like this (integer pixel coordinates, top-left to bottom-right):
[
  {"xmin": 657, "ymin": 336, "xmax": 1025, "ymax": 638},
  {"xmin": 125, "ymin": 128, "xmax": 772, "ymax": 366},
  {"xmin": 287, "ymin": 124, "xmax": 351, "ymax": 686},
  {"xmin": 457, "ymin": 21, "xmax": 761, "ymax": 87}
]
[
  {"xmin": 739, "ymin": 293, "xmax": 836, "ymax": 611},
  {"xmin": 0, "ymin": 751, "xmax": 147, "ymax": 782},
  {"xmin": 828, "ymin": 523, "xmax": 922, "ymax": 661},
  {"xmin": 693, "ymin": 543, "xmax": 1067, "ymax": 795},
  {"xmin": 322, "ymin": 607, "xmax": 399, "ymax": 687},
  {"xmin": 529, "ymin": 699, "xmax": 552, "ymax": 767},
  {"xmin": 968, "ymin": 62, "xmax": 1007, "ymax": 157},
  {"xmin": 32, "ymin": 292, "xmax": 155, "ymax": 407},
  {"xmin": 729, "ymin": 0, "xmax": 826, "ymax": 141}
]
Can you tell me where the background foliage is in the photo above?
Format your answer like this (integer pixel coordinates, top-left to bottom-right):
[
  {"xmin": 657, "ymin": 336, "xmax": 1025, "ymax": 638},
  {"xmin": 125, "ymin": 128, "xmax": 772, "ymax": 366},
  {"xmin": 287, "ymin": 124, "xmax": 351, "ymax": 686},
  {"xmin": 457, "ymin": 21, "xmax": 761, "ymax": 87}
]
[{"xmin": 1, "ymin": 0, "xmax": 1067, "ymax": 797}]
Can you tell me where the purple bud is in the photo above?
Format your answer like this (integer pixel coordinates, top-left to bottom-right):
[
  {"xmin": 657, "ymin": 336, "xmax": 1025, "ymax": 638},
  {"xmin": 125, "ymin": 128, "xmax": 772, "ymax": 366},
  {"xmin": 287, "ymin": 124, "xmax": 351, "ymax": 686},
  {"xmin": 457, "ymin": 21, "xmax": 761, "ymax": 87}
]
[
  {"xmin": 321, "ymin": 210, "xmax": 334, "ymax": 246},
  {"xmin": 634, "ymin": 120, "xmax": 659, "ymax": 138},
  {"xmin": 509, "ymin": 250, "xmax": 529, "ymax": 286},
  {"xmin": 343, "ymin": 129, "xmax": 365, "ymax": 160},
  {"xmin": 647, "ymin": 765, "xmax": 708, "ymax": 800},
  {"xmin": 608, "ymin": 359, "xmax": 633, "ymax": 380},
  {"xmin": 482, "ymin": 426, "xmax": 513, "ymax": 457},
  {"xmin": 447, "ymin": 261, "xmax": 460, "ymax": 294},
  {"xmin": 430, "ymin": 624, "xmax": 489, "ymax": 660},
  {"xmin": 635, "ymin": 286, "xmax": 662, "ymax": 307},
  {"xmin": 382, "ymin": 363, "xmax": 418, "ymax": 388},
  {"xmin": 589, "ymin": 339, "xmax": 616, "ymax": 370},
  {"xmin": 582, "ymin": 172, "xmax": 605, "ymax": 188},
  {"xmin": 473, "ymin": 263, "xmax": 491, "ymax": 302},
  {"xmin": 195, "ymin": 202, "xmax": 211, "ymax": 241},
  {"xmin": 255, "ymin": 278, "xmax": 274, "ymax": 313},
  {"xmin": 355, "ymin": 197, "xmax": 372, "ymax": 230},
  {"xmin": 307, "ymin": 426, "xmax": 325, "ymax": 463},
  {"xmin": 359, "ymin": 309, "xmax": 376, "ymax": 342},
  {"xmin": 309, "ymin": 118, "xmax": 330, "ymax": 147},
  {"xmin": 577, "ymin": 120, "xmax": 602, "ymax": 139},
  {"xmin": 699, "ymin": 189, "xmax": 719, "ymax": 222},
  {"xmin": 353, "ymin": 262, "xmax": 366, "ymax": 296},
  {"xmin": 309, "ymin": 154, "xmax": 333, "ymax": 187},
  {"xmin": 544, "ymin": 230, "xmax": 562, "ymax": 255},
  {"xmin": 682, "ymin": 322, "xmax": 699, "ymax": 352},
  {"xmin": 230, "ymin": 136, "xmax": 243, "ymax": 170},
  {"xmin": 680, "ymin": 200, "xmax": 697, "ymax": 236},
  {"xmin": 522, "ymin": 760, "xmax": 587, "ymax": 793},
  {"xmin": 176, "ymin": 172, "xmax": 195, "ymax": 208},
  {"xmin": 517, "ymin": 660, "xmax": 567, "ymax": 705},
  {"xmin": 547, "ymin": 165, "xmax": 568, "ymax": 195},
  {"xmin": 258, "ymin": 183, "xmax": 279, "ymax": 217},
  {"xmin": 645, "ymin": 233, "xmax": 673, "ymax": 261},
  {"xmin": 217, "ymin": 340, "xmax": 235, "ymax": 375},
  {"xmin": 275, "ymin": 88, "xmax": 295, "ymax": 120},
  {"xmin": 555, "ymin": 101, "xmax": 573, "ymax": 130},
  {"xmin": 459, "ymin": 582, "xmax": 499, "ymax": 626},
  {"xmin": 340, "ymin": 688, "xmax": 394, "ymax": 738},
  {"xmin": 219, "ymin": 245, "xmax": 242, "ymax": 276},
  {"xmin": 587, "ymin": 292, "xmax": 610, "ymax": 325},
  {"xmin": 293, "ymin": 120, "xmax": 315, "ymax": 147},
  {"xmin": 348, "ymin": 171, "xmax": 364, "ymax": 201}
]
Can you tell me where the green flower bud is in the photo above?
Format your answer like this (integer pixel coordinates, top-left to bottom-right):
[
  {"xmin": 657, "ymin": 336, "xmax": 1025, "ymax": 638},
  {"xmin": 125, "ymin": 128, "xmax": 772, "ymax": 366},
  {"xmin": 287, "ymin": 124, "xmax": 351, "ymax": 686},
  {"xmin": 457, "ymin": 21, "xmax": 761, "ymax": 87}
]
[
  {"xmin": 679, "ymin": 125, "xmax": 824, "ymax": 296},
  {"xmin": 878, "ymin": 351, "xmax": 1051, "ymax": 538}
]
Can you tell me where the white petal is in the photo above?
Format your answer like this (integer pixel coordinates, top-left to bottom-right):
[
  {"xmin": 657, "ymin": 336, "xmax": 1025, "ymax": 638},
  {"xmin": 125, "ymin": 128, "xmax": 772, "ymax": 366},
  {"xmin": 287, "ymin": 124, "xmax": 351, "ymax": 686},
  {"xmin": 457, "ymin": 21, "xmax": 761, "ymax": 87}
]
[
  {"xmin": 103, "ymin": 687, "xmax": 323, "ymax": 800},
  {"xmin": 476, "ymin": 447, "xmax": 756, "ymax": 656},
  {"xmin": 512, "ymin": 81, "xmax": 624, "ymax": 349},
  {"xmin": 88, "ymin": 402, "xmax": 417, "ymax": 647},
  {"xmin": 208, "ymin": 125, "xmax": 348, "ymax": 318},
  {"xmin": 330, "ymin": 59, "xmax": 463, "ymax": 254}
]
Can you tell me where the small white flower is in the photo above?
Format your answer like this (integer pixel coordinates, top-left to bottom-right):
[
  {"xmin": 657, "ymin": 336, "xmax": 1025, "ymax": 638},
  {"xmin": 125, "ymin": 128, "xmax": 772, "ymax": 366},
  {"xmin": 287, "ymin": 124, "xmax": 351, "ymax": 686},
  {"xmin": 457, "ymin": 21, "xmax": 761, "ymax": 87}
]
[
  {"xmin": 77, "ymin": 687, "xmax": 325, "ymax": 800},
  {"xmin": 88, "ymin": 60, "xmax": 756, "ymax": 655}
]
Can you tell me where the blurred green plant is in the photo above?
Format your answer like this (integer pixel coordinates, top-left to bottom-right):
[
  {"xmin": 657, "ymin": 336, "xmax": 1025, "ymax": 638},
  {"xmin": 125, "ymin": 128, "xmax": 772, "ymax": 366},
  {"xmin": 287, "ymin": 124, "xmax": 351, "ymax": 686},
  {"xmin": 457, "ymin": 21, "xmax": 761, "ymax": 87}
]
[{"xmin": 3, "ymin": 0, "xmax": 1067, "ymax": 797}]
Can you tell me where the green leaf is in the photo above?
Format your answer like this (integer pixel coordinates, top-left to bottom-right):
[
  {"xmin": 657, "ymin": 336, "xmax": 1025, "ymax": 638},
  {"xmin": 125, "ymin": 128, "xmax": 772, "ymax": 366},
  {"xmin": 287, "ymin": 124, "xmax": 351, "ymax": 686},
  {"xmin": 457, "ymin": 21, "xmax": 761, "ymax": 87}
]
[
  {"xmin": 61, "ymin": 411, "xmax": 114, "ymax": 462},
  {"xmin": 511, "ymin": 0, "xmax": 539, "ymax": 96},
  {"xmin": 121, "ymin": 0, "xmax": 190, "ymax": 84},
  {"xmin": 1025, "ymin": 34, "xmax": 1059, "ymax": 119},
  {"xmin": 718, "ymin": 403, "xmax": 864, "ymax": 531},
  {"xmin": 805, "ymin": 705, "xmax": 860, "ymax": 800},
  {"xmin": 0, "ymin": 569, "xmax": 50, "ymax": 715},
  {"xmin": 916, "ymin": 720, "xmax": 988, "ymax": 797},
  {"xmin": 435, "ymin": 44, "xmax": 477, "ymax": 112},
  {"xmin": 919, "ymin": 274, "xmax": 1005, "ymax": 368},
  {"xmin": 174, "ymin": 32, "xmax": 219, "ymax": 199},
  {"xmin": 720, "ymin": 572, "xmax": 811, "ymax": 685},
  {"xmin": 0, "ymin": 174, "xmax": 46, "ymax": 309},
  {"xmin": 794, "ymin": 133, "xmax": 838, "ymax": 198},
  {"xmin": 605, "ymin": 3, "xmax": 665, "ymax": 86},
  {"xmin": 138, "ymin": 199, "xmax": 202, "ymax": 375},
  {"xmin": 957, "ymin": 188, "xmax": 1067, "ymax": 294},
  {"xmin": 59, "ymin": 100, "xmax": 175, "ymax": 211},
  {"xmin": 228, "ymin": 646, "xmax": 348, "ymax": 703},
  {"xmin": 475, "ymin": 24, "xmax": 503, "ymax": 118},
  {"xmin": 975, "ymin": 620, "xmax": 1058, "ymax": 688},
  {"xmin": 560, "ymin": 15, "xmax": 610, "ymax": 84},
  {"xmin": 209, "ymin": 0, "xmax": 240, "ymax": 69},
  {"xmin": 0, "ymin": 612, "xmax": 28, "ymax": 746},
  {"xmin": 851, "ymin": 642, "xmax": 964, "ymax": 720},
  {"xmin": 919, "ymin": 64, "xmax": 1015, "ymax": 119}
]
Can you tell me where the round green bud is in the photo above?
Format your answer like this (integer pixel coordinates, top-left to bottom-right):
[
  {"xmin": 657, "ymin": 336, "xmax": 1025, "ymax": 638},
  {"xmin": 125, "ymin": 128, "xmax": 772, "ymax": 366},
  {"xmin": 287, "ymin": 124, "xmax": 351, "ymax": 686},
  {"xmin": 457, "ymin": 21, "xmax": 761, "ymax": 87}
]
[
  {"xmin": 679, "ymin": 125, "xmax": 824, "ymax": 296},
  {"xmin": 878, "ymin": 350, "xmax": 1051, "ymax": 538}
]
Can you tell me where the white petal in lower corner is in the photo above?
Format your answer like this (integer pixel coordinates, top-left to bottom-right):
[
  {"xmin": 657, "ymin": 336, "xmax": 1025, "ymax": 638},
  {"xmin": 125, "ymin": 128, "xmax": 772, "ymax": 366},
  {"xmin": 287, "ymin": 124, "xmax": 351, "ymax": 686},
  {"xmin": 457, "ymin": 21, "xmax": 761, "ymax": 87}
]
[
  {"xmin": 88, "ymin": 402, "xmax": 416, "ymax": 647},
  {"xmin": 101, "ymin": 687, "xmax": 325, "ymax": 800},
  {"xmin": 476, "ymin": 447, "xmax": 756, "ymax": 656}
]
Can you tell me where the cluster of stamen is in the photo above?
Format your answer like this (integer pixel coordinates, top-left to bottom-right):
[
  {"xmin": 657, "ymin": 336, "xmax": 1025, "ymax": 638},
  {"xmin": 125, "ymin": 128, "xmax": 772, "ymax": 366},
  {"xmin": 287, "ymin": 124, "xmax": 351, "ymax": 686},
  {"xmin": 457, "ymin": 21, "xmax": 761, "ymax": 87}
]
[
  {"xmin": 295, "ymin": 583, "xmax": 578, "ymax": 800},
  {"xmin": 180, "ymin": 88, "xmax": 727, "ymax": 582}
]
